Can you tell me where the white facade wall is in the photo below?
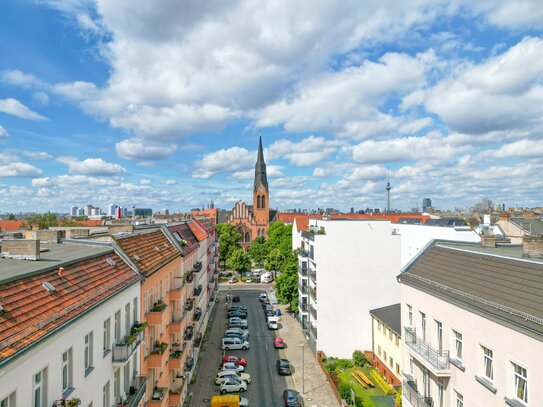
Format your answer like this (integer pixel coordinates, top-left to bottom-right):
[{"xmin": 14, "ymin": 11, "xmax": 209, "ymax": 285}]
[
  {"xmin": 0, "ymin": 283, "xmax": 141, "ymax": 407},
  {"xmin": 372, "ymin": 316, "xmax": 402, "ymax": 382},
  {"xmin": 401, "ymin": 284, "xmax": 543, "ymax": 407},
  {"xmin": 311, "ymin": 219, "xmax": 401, "ymax": 358},
  {"xmin": 396, "ymin": 225, "xmax": 480, "ymax": 267}
]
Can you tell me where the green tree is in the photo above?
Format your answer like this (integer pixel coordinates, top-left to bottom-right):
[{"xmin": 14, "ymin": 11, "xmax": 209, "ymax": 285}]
[
  {"xmin": 28, "ymin": 213, "xmax": 57, "ymax": 229},
  {"xmin": 352, "ymin": 350, "xmax": 368, "ymax": 367},
  {"xmin": 264, "ymin": 248, "xmax": 286, "ymax": 272},
  {"xmin": 266, "ymin": 221, "xmax": 292, "ymax": 253},
  {"xmin": 8, "ymin": 213, "xmax": 16, "ymax": 220},
  {"xmin": 248, "ymin": 236, "xmax": 268, "ymax": 264},
  {"xmin": 226, "ymin": 248, "xmax": 251, "ymax": 279},
  {"xmin": 216, "ymin": 224, "xmax": 242, "ymax": 269},
  {"xmin": 274, "ymin": 253, "xmax": 299, "ymax": 311}
]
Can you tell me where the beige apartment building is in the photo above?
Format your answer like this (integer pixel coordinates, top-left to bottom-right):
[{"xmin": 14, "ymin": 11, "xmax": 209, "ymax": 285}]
[
  {"xmin": 398, "ymin": 238, "xmax": 543, "ymax": 407},
  {"xmin": 370, "ymin": 304, "xmax": 402, "ymax": 386}
]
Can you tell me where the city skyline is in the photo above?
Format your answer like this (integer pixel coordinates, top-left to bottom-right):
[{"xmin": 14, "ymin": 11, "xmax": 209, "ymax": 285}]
[{"xmin": 1, "ymin": 1, "xmax": 543, "ymax": 213}]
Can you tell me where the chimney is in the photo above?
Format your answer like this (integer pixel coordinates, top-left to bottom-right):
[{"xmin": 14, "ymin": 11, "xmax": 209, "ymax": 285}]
[
  {"xmin": 58, "ymin": 267, "xmax": 65, "ymax": 277},
  {"xmin": 1, "ymin": 239, "xmax": 40, "ymax": 260},
  {"xmin": 480, "ymin": 235, "xmax": 496, "ymax": 248},
  {"xmin": 522, "ymin": 236, "xmax": 543, "ymax": 259},
  {"xmin": 498, "ymin": 212, "xmax": 511, "ymax": 222}
]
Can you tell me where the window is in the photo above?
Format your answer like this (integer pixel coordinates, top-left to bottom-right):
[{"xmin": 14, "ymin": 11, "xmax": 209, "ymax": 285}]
[
  {"xmin": 125, "ymin": 303, "xmax": 131, "ymax": 334},
  {"xmin": 407, "ymin": 304, "xmax": 413, "ymax": 326},
  {"xmin": 420, "ymin": 312, "xmax": 426, "ymax": 341},
  {"xmin": 395, "ymin": 334, "xmax": 400, "ymax": 346},
  {"xmin": 84, "ymin": 332, "xmax": 94, "ymax": 372},
  {"xmin": 143, "ymin": 292, "xmax": 148, "ymax": 314},
  {"xmin": 0, "ymin": 392, "xmax": 16, "ymax": 407},
  {"xmin": 133, "ymin": 297, "xmax": 138, "ymax": 322},
  {"xmin": 62, "ymin": 348, "xmax": 73, "ymax": 392},
  {"xmin": 378, "ymin": 345, "xmax": 381, "ymax": 356},
  {"xmin": 114, "ymin": 369, "xmax": 120, "ymax": 402},
  {"xmin": 512, "ymin": 362, "xmax": 528, "ymax": 403},
  {"xmin": 33, "ymin": 368, "xmax": 47, "ymax": 407},
  {"xmin": 124, "ymin": 363, "xmax": 131, "ymax": 393},
  {"xmin": 102, "ymin": 381, "xmax": 110, "ymax": 407},
  {"xmin": 481, "ymin": 345, "xmax": 494, "ymax": 381},
  {"xmin": 396, "ymin": 363, "xmax": 400, "ymax": 375},
  {"xmin": 383, "ymin": 350, "xmax": 387, "ymax": 361},
  {"xmin": 409, "ymin": 357, "xmax": 414, "ymax": 374},
  {"xmin": 378, "ymin": 321, "xmax": 382, "ymax": 332},
  {"xmin": 437, "ymin": 378, "xmax": 444, "ymax": 407},
  {"xmin": 389, "ymin": 356, "xmax": 393, "ymax": 368},
  {"xmin": 455, "ymin": 391, "xmax": 463, "ymax": 407},
  {"xmin": 436, "ymin": 321, "xmax": 443, "ymax": 352},
  {"xmin": 389, "ymin": 329, "xmax": 393, "ymax": 341},
  {"xmin": 114, "ymin": 310, "xmax": 121, "ymax": 343},
  {"xmin": 453, "ymin": 330, "xmax": 463, "ymax": 361},
  {"xmin": 103, "ymin": 318, "xmax": 111, "ymax": 352}
]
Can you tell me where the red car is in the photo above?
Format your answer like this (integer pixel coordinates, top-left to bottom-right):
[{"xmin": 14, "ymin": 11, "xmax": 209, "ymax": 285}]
[
  {"xmin": 274, "ymin": 337, "xmax": 285, "ymax": 349},
  {"xmin": 222, "ymin": 355, "xmax": 247, "ymax": 367}
]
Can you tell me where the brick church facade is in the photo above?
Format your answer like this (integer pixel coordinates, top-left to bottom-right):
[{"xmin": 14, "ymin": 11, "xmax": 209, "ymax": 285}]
[{"xmin": 227, "ymin": 136, "xmax": 277, "ymax": 248}]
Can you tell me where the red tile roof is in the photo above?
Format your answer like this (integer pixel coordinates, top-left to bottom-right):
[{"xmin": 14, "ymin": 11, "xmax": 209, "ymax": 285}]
[
  {"xmin": 292, "ymin": 213, "xmax": 431, "ymax": 231},
  {"xmin": 0, "ymin": 221, "xmax": 26, "ymax": 232},
  {"xmin": 167, "ymin": 223, "xmax": 199, "ymax": 255},
  {"xmin": 188, "ymin": 219, "xmax": 208, "ymax": 242},
  {"xmin": 0, "ymin": 251, "xmax": 139, "ymax": 363},
  {"xmin": 115, "ymin": 230, "xmax": 179, "ymax": 277}
]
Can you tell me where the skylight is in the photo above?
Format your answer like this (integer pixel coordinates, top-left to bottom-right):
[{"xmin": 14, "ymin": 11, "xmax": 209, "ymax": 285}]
[
  {"xmin": 42, "ymin": 282, "xmax": 56, "ymax": 293},
  {"xmin": 106, "ymin": 258, "xmax": 117, "ymax": 267}
]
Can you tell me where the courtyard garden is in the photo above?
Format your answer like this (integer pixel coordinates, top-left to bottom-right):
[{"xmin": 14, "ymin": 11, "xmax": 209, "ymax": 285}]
[{"xmin": 322, "ymin": 351, "xmax": 400, "ymax": 407}]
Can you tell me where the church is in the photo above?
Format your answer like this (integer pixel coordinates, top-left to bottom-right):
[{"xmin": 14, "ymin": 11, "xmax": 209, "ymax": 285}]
[{"xmin": 227, "ymin": 136, "xmax": 277, "ymax": 248}]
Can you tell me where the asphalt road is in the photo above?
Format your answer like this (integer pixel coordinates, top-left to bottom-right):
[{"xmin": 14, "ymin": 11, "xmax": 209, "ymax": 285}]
[{"xmin": 190, "ymin": 286, "xmax": 293, "ymax": 406}]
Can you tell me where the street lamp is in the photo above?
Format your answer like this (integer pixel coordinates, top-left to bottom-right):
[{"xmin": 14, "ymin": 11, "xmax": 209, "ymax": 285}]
[{"xmin": 299, "ymin": 342, "xmax": 305, "ymax": 395}]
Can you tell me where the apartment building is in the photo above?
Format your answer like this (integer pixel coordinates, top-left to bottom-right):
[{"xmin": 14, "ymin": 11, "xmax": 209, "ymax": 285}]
[
  {"xmin": 115, "ymin": 227, "xmax": 188, "ymax": 407},
  {"xmin": 295, "ymin": 218, "xmax": 480, "ymax": 358},
  {"xmin": 370, "ymin": 304, "xmax": 402, "ymax": 386},
  {"xmin": 398, "ymin": 238, "xmax": 543, "ymax": 407},
  {"xmin": 0, "ymin": 239, "xmax": 143, "ymax": 407}
]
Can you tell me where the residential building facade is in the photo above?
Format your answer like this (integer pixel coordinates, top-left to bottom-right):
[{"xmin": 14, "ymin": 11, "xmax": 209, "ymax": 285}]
[
  {"xmin": 399, "ymin": 239, "xmax": 543, "ymax": 407},
  {"xmin": 370, "ymin": 304, "xmax": 402, "ymax": 386}
]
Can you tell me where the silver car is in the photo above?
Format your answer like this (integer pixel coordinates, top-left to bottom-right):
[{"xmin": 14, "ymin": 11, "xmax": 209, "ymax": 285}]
[{"xmin": 220, "ymin": 378, "xmax": 247, "ymax": 394}]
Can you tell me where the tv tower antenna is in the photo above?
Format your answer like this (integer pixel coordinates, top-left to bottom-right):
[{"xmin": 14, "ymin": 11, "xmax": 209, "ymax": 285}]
[{"xmin": 386, "ymin": 171, "xmax": 392, "ymax": 212}]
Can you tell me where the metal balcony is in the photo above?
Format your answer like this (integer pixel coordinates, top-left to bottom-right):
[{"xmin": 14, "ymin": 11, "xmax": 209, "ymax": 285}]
[
  {"xmin": 298, "ymin": 284, "xmax": 308, "ymax": 295},
  {"xmin": 299, "ymin": 303, "xmax": 308, "ymax": 313},
  {"xmin": 309, "ymin": 323, "xmax": 318, "ymax": 339},
  {"xmin": 112, "ymin": 329, "xmax": 144, "ymax": 364},
  {"xmin": 309, "ymin": 303, "xmax": 317, "ymax": 320},
  {"xmin": 300, "ymin": 267, "xmax": 308, "ymax": 277},
  {"xmin": 403, "ymin": 380, "xmax": 433, "ymax": 407},
  {"xmin": 404, "ymin": 327, "xmax": 450, "ymax": 376},
  {"xmin": 126, "ymin": 375, "xmax": 147, "ymax": 407},
  {"xmin": 310, "ymin": 288, "xmax": 317, "ymax": 302},
  {"xmin": 309, "ymin": 271, "xmax": 316, "ymax": 283}
]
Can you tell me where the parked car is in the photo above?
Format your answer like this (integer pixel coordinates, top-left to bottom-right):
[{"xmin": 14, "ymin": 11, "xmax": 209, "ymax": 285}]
[
  {"xmin": 222, "ymin": 362, "xmax": 245, "ymax": 372},
  {"xmin": 225, "ymin": 328, "xmax": 250, "ymax": 338},
  {"xmin": 264, "ymin": 309, "xmax": 274, "ymax": 318},
  {"xmin": 229, "ymin": 305, "xmax": 247, "ymax": 311},
  {"xmin": 283, "ymin": 389, "xmax": 304, "ymax": 406},
  {"xmin": 228, "ymin": 277, "xmax": 238, "ymax": 284},
  {"xmin": 274, "ymin": 337, "xmax": 285, "ymax": 349},
  {"xmin": 221, "ymin": 337, "xmax": 250, "ymax": 350},
  {"xmin": 259, "ymin": 293, "xmax": 267, "ymax": 302},
  {"xmin": 267, "ymin": 317, "xmax": 279, "ymax": 330},
  {"xmin": 229, "ymin": 317, "xmax": 247, "ymax": 324},
  {"xmin": 220, "ymin": 378, "xmax": 247, "ymax": 394},
  {"xmin": 229, "ymin": 320, "xmax": 248, "ymax": 329},
  {"xmin": 222, "ymin": 355, "xmax": 247, "ymax": 367},
  {"xmin": 215, "ymin": 370, "xmax": 252, "ymax": 385},
  {"xmin": 210, "ymin": 395, "xmax": 249, "ymax": 407},
  {"xmin": 245, "ymin": 278, "xmax": 253, "ymax": 283},
  {"xmin": 228, "ymin": 310, "xmax": 247, "ymax": 318},
  {"xmin": 224, "ymin": 332, "xmax": 249, "ymax": 342},
  {"xmin": 276, "ymin": 359, "xmax": 292, "ymax": 375},
  {"xmin": 232, "ymin": 295, "xmax": 240, "ymax": 302},
  {"xmin": 220, "ymin": 272, "xmax": 233, "ymax": 277}
]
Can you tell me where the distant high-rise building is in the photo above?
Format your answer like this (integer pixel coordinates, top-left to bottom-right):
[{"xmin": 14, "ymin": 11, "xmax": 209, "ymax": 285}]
[
  {"xmin": 77, "ymin": 208, "xmax": 85, "ymax": 216},
  {"xmin": 120, "ymin": 207, "xmax": 128, "ymax": 217},
  {"xmin": 422, "ymin": 198, "xmax": 432, "ymax": 212},
  {"xmin": 158, "ymin": 208, "xmax": 170, "ymax": 216},
  {"xmin": 134, "ymin": 208, "xmax": 153, "ymax": 217},
  {"xmin": 70, "ymin": 205, "xmax": 78, "ymax": 216},
  {"xmin": 386, "ymin": 179, "xmax": 392, "ymax": 212},
  {"xmin": 84, "ymin": 204, "xmax": 93, "ymax": 216},
  {"xmin": 108, "ymin": 204, "xmax": 118, "ymax": 217}
]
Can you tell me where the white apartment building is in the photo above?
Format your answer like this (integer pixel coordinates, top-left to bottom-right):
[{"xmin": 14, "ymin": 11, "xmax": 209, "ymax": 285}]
[
  {"xmin": 399, "ymin": 238, "xmax": 543, "ymax": 407},
  {"xmin": 370, "ymin": 303, "xmax": 402, "ymax": 386},
  {"xmin": 0, "ymin": 241, "xmax": 145, "ymax": 407},
  {"xmin": 295, "ymin": 218, "xmax": 480, "ymax": 358}
]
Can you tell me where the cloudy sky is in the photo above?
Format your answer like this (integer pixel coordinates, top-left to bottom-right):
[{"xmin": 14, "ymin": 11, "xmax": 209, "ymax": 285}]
[{"xmin": 1, "ymin": 0, "xmax": 543, "ymax": 214}]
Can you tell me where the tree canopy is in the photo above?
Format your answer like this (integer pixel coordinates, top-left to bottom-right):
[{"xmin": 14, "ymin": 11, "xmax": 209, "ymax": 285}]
[
  {"xmin": 216, "ymin": 224, "xmax": 242, "ymax": 267},
  {"xmin": 28, "ymin": 213, "xmax": 57, "ymax": 229},
  {"xmin": 247, "ymin": 236, "xmax": 268, "ymax": 264},
  {"xmin": 226, "ymin": 248, "xmax": 251, "ymax": 278}
]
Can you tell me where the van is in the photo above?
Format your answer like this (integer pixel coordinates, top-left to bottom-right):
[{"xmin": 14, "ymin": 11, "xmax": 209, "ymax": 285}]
[
  {"xmin": 221, "ymin": 337, "xmax": 250, "ymax": 350},
  {"xmin": 210, "ymin": 395, "xmax": 249, "ymax": 407},
  {"xmin": 267, "ymin": 316, "xmax": 279, "ymax": 330},
  {"xmin": 260, "ymin": 272, "xmax": 273, "ymax": 283}
]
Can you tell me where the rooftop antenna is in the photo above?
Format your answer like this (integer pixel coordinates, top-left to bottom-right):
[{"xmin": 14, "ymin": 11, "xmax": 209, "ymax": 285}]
[{"xmin": 386, "ymin": 170, "xmax": 392, "ymax": 212}]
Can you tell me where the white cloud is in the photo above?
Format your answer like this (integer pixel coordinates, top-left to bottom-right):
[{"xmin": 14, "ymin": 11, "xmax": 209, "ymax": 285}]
[
  {"xmin": 140, "ymin": 179, "xmax": 151, "ymax": 185},
  {"xmin": 486, "ymin": 139, "xmax": 543, "ymax": 159},
  {"xmin": 0, "ymin": 125, "xmax": 7, "ymax": 139},
  {"xmin": 232, "ymin": 165, "xmax": 283, "ymax": 180},
  {"xmin": 116, "ymin": 138, "xmax": 177, "ymax": 161},
  {"xmin": 267, "ymin": 135, "xmax": 340, "ymax": 167},
  {"xmin": 193, "ymin": 147, "xmax": 254, "ymax": 178},
  {"xmin": 22, "ymin": 151, "xmax": 53, "ymax": 160},
  {"xmin": 32, "ymin": 175, "xmax": 119, "ymax": 187},
  {"xmin": 68, "ymin": 158, "xmax": 127, "ymax": 176},
  {"xmin": 32, "ymin": 92, "xmax": 49, "ymax": 105},
  {"xmin": 346, "ymin": 165, "xmax": 388, "ymax": 181},
  {"xmin": 0, "ymin": 162, "xmax": 43, "ymax": 177},
  {"xmin": 0, "ymin": 98, "xmax": 48, "ymax": 121},
  {"xmin": 165, "ymin": 179, "xmax": 177, "ymax": 185},
  {"xmin": 1, "ymin": 69, "xmax": 45, "ymax": 88}
]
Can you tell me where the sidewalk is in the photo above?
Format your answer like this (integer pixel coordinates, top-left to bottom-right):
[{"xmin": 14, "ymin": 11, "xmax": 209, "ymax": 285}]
[{"xmin": 276, "ymin": 302, "xmax": 340, "ymax": 407}]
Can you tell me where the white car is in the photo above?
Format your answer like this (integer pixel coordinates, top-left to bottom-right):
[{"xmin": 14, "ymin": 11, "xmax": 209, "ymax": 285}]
[
  {"xmin": 215, "ymin": 371, "xmax": 252, "ymax": 385},
  {"xmin": 222, "ymin": 362, "xmax": 245, "ymax": 372},
  {"xmin": 220, "ymin": 378, "xmax": 247, "ymax": 394},
  {"xmin": 229, "ymin": 317, "xmax": 247, "ymax": 324},
  {"xmin": 259, "ymin": 293, "xmax": 267, "ymax": 302},
  {"xmin": 225, "ymin": 328, "xmax": 249, "ymax": 338}
]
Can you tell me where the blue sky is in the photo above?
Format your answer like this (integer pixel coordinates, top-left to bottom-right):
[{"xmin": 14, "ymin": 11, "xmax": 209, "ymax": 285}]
[{"xmin": 1, "ymin": 0, "xmax": 543, "ymax": 214}]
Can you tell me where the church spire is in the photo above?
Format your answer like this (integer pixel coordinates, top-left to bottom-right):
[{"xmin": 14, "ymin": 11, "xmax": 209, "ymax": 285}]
[{"xmin": 254, "ymin": 131, "xmax": 268, "ymax": 192}]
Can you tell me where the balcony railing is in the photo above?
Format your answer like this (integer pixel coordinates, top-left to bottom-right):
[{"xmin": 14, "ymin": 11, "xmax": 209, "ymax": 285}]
[
  {"xmin": 112, "ymin": 328, "xmax": 144, "ymax": 364},
  {"xmin": 193, "ymin": 285, "xmax": 203, "ymax": 297},
  {"xmin": 404, "ymin": 327, "xmax": 450, "ymax": 374},
  {"xmin": 193, "ymin": 307, "xmax": 202, "ymax": 322},
  {"xmin": 309, "ymin": 271, "xmax": 317, "ymax": 283},
  {"xmin": 126, "ymin": 375, "xmax": 147, "ymax": 407},
  {"xmin": 309, "ymin": 304, "xmax": 317, "ymax": 320},
  {"xmin": 299, "ymin": 284, "xmax": 308, "ymax": 294},
  {"xmin": 184, "ymin": 299, "xmax": 194, "ymax": 312},
  {"xmin": 183, "ymin": 325, "xmax": 194, "ymax": 341},
  {"xmin": 299, "ymin": 303, "xmax": 308, "ymax": 313},
  {"xmin": 300, "ymin": 267, "xmax": 308, "ymax": 277},
  {"xmin": 298, "ymin": 251, "xmax": 309, "ymax": 258},
  {"xmin": 53, "ymin": 398, "xmax": 81, "ymax": 406},
  {"xmin": 185, "ymin": 271, "xmax": 194, "ymax": 284},
  {"xmin": 149, "ymin": 386, "xmax": 167, "ymax": 403},
  {"xmin": 309, "ymin": 323, "xmax": 318, "ymax": 339},
  {"xmin": 310, "ymin": 287, "xmax": 317, "ymax": 302},
  {"xmin": 403, "ymin": 380, "xmax": 433, "ymax": 407}
]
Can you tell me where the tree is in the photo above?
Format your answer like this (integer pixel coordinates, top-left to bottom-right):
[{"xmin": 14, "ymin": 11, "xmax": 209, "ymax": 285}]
[
  {"xmin": 216, "ymin": 224, "xmax": 242, "ymax": 269},
  {"xmin": 353, "ymin": 350, "xmax": 368, "ymax": 367},
  {"xmin": 8, "ymin": 213, "xmax": 15, "ymax": 220},
  {"xmin": 274, "ymin": 252, "xmax": 299, "ymax": 311},
  {"xmin": 226, "ymin": 248, "xmax": 251, "ymax": 279},
  {"xmin": 28, "ymin": 213, "xmax": 57, "ymax": 229},
  {"xmin": 266, "ymin": 222, "xmax": 292, "ymax": 253},
  {"xmin": 264, "ymin": 248, "xmax": 286, "ymax": 272},
  {"xmin": 248, "ymin": 236, "xmax": 268, "ymax": 264}
]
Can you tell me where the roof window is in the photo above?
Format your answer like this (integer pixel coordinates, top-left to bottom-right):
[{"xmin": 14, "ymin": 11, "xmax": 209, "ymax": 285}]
[
  {"xmin": 134, "ymin": 254, "xmax": 142, "ymax": 262},
  {"xmin": 155, "ymin": 247, "xmax": 161, "ymax": 253},
  {"xmin": 42, "ymin": 282, "xmax": 56, "ymax": 293},
  {"xmin": 106, "ymin": 257, "xmax": 117, "ymax": 267}
]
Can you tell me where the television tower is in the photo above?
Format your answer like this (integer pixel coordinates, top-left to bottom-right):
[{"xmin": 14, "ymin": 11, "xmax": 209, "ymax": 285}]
[{"xmin": 386, "ymin": 173, "xmax": 392, "ymax": 212}]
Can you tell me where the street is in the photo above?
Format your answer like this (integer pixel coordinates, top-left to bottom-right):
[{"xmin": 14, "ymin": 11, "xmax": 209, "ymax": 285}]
[{"xmin": 188, "ymin": 285, "xmax": 295, "ymax": 406}]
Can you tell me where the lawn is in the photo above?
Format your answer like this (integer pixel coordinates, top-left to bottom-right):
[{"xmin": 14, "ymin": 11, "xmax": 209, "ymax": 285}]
[{"xmin": 337, "ymin": 366, "xmax": 395, "ymax": 407}]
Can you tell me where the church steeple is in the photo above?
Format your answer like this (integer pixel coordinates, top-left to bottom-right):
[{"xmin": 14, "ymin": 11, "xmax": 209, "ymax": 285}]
[{"xmin": 254, "ymin": 132, "xmax": 268, "ymax": 192}]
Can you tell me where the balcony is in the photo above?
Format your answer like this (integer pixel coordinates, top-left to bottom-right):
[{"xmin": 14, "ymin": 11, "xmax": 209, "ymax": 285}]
[
  {"xmin": 147, "ymin": 342, "xmax": 168, "ymax": 369},
  {"xmin": 309, "ymin": 303, "xmax": 317, "ymax": 320},
  {"xmin": 147, "ymin": 386, "xmax": 168, "ymax": 407},
  {"xmin": 193, "ymin": 261, "xmax": 202, "ymax": 273},
  {"xmin": 309, "ymin": 271, "xmax": 317, "ymax": 283},
  {"xmin": 53, "ymin": 399, "xmax": 81, "ymax": 406},
  {"xmin": 299, "ymin": 303, "xmax": 308, "ymax": 313},
  {"xmin": 125, "ymin": 375, "xmax": 147, "ymax": 407},
  {"xmin": 193, "ymin": 307, "xmax": 202, "ymax": 322},
  {"xmin": 169, "ymin": 284, "xmax": 183, "ymax": 300},
  {"xmin": 300, "ymin": 266, "xmax": 308, "ymax": 277},
  {"xmin": 184, "ymin": 299, "xmax": 194, "ymax": 312},
  {"xmin": 404, "ymin": 327, "xmax": 450, "ymax": 376},
  {"xmin": 298, "ymin": 251, "xmax": 309, "ymax": 258},
  {"xmin": 193, "ymin": 284, "xmax": 203, "ymax": 297},
  {"xmin": 112, "ymin": 325, "xmax": 145, "ymax": 364},
  {"xmin": 193, "ymin": 333, "xmax": 203, "ymax": 348},
  {"xmin": 147, "ymin": 300, "xmax": 168, "ymax": 325},
  {"xmin": 170, "ymin": 309, "xmax": 187, "ymax": 331},
  {"xmin": 185, "ymin": 271, "xmax": 194, "ymax": 284},
  {"xmin": 183, "ymin": 325, "xmax": 194, "ymax": 341},
  {"xmin": 169, "ymin": 347, "xmax": 184, "ymax": 369},
  {"xmin": 309, "ymin": 323, "xmax": 318, "ymax": 339},
  {"xmin": 403, "ymin": 380, "xmax": 433, "ymax": 407},
  {"xmin": 184, "ymin": 355, "xmax": 195, "ymax": 372},
  {"xmin": 299, "ymin": 284, "xmax": 308, "ymax": 295},
  {"xmin": 310, "ymin": 287, "xmax": 317, "ymax": 302},
  {"xmin": 169, "ymin": 376, "xmax": 185, "ymax": 405}
]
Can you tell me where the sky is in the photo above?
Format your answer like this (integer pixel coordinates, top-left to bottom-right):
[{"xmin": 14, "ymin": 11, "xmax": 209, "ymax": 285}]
[{"xmin": 1, "ymin": 0, "xmax": 543, "ymax": 214}]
